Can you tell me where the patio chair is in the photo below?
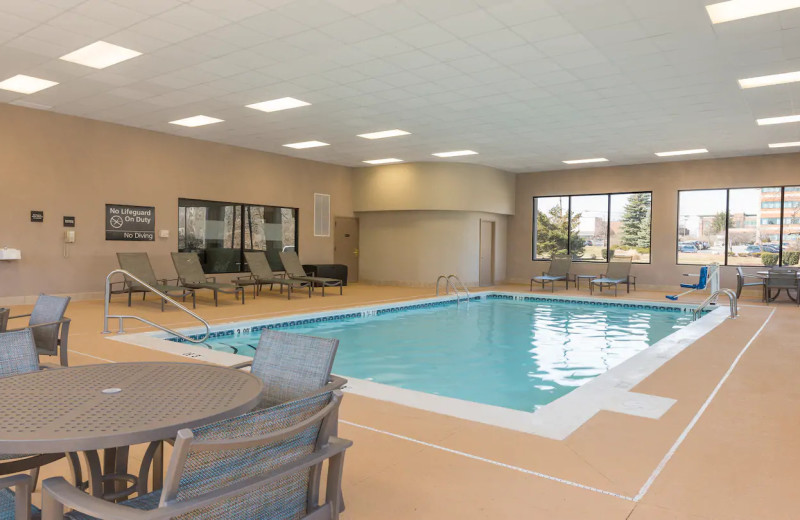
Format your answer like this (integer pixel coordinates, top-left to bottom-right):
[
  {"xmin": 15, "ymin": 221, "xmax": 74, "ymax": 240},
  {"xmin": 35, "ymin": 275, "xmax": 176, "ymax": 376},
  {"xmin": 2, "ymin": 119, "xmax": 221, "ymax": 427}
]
[
  {"xmin": 279, "ymin": 251, "xmax": 343, "ymax": 296},
  {"xmin": 117, "ymin": 253, "xmax": 196, "ymax": 311},
  {"xmin": 736, "ymin": 267, "xmax": 765, "ymax": 299},
  {"xmin": 0, "ymin": 308, "xmax": 8, "ymax": 332},
  {"xmin": 0, "ymin": 474, "xmax": 35, "ymax": 520},
  {"xmin": 242, "ymin": 251, "xmax": 312, "ymax": 300},
  {"xmin": 0, "ymin": 329, "xmax": 81, "ymax": 491},
  {"xmin": 171, "ymin": 252, "xmax": 246, "ymax": 306},
  {"xmin": 42, "ymin": 391, "xmax": 352, "ymax": 520},
  {"xmin": 4, "ymin": 295, "xmax": 70, "ymax": 367},
  {"xmin": 530, "ymin": 254, "xmax": 572, "ymax": 292},
  {"xmin": 764, "ymin": 267, "xmax": 800, "ymax": 305},
  {"xmin": 590, "ymin": 257, "xmax": 633, "ymax": 297}
]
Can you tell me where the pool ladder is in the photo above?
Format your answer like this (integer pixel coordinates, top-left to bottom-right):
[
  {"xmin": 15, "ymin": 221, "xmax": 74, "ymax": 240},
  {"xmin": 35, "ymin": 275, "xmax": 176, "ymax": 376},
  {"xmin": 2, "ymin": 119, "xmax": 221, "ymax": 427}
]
[
  {"xmin": 692, "ymin": 289, "xmax": 738, "ymax": 321},
  {"xmin": 436, "ymin": 274, "xmax": 471, "ymax": 306}
]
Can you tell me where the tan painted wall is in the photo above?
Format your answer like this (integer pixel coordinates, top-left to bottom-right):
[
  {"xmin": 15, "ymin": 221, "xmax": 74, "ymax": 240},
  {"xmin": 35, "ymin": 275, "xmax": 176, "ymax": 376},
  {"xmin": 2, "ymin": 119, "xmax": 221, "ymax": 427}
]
[
  {"xmin": 353, "ymin": 162, "xmax": 515, "ymax": 215},
  {"xmin": 508, "ymin": 153, "xmax": 800, "ymax": 289},
  {"xmin": 358, "ymin": 210, "xmax": 507, "ymax": 287},
  {"xmin": 0, "ymin": 104, "xmax": 352, "ymax": 303}
]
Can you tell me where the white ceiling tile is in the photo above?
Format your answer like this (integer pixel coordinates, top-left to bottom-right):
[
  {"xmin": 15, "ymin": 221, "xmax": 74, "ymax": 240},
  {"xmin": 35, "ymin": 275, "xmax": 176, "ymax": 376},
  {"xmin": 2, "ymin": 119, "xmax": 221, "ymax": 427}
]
[
  {"xmin": 463, "ymin": 28, "xmax": 527, "ymax": 53},
  {"xmin": 157, "ymin": 4, "xmax": 233, "ymax": 33},
  {"xmin": 437, "ymin": 9, "xmax": 505, "ymax": 38},
  {"xmin": 275, "ymin": 0, "xmax": 350, "ymax": 26},
  {"xmin": 358, "ymin": 3, "xmax": 428, "ymax": 32},
  {"xmin": 318, "ymin": 16, "xmax": 384, "ymax": 43}
]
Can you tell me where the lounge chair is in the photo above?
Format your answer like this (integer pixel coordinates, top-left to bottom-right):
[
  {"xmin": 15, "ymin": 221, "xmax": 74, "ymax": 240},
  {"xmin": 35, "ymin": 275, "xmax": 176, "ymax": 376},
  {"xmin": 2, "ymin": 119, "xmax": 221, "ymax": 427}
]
[
  {"xmin": 530, "ymin": 254, "xmax": 572, "ymax": 292},
  {"xmin": 736, "ymin": 266, "xmax": 765, "ymax": 299},
  {"xmin": 763, "ymin": 267, "xmax": 800, "ymax": 305},
  {"xmin": 590, "ymin": 257, "xmax": 633, "ymax": 296},
  {"xmin": 42, "ymin": 391, "xmax": 352, "ymax": 520},
  {"xmin": 171, "ymin": 252, "xmax": 247, "ymax": 306},
  {"xmin": 117, "ymin": 252, "xmax": 196, "ymax": 311},
  {"xmin": 3, "ymin": 295, "xmax": 70, "ymax": 367},
  {"xmin": 242, "ymin": 251, "xmax": 311, "ymax": 300},
  {"xmin": 0, "ymin": 474, "xmax": 35, "ymax": 520},
  {"xmin": 279, "ymin": 251, "xmax": 343, "ymax": 296}
]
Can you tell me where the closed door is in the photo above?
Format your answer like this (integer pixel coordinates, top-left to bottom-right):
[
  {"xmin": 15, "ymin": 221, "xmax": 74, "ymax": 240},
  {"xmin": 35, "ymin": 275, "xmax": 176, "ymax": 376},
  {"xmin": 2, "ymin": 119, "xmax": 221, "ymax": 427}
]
[
  {"xmin": 334, "ymin": 217, "xmax": 359, "ymax": 282},
  {"xmin": 479, "ymin": 220, "xmax": 495, "ymax": 287}
]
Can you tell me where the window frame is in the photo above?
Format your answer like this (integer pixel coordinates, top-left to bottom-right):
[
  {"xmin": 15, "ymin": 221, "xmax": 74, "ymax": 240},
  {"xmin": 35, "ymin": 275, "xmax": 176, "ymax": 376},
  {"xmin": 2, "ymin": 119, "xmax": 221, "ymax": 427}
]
[
  {"xmin": 178, "ymin": 197, "xmax": 300, "ymax": 274},
  {"xmin": 675, "ymin": 185, "xmax": 797, "ymax": 266},
  {"xmin": 531, "ymin": 190, "xmax": 653, "ymax": 264}
]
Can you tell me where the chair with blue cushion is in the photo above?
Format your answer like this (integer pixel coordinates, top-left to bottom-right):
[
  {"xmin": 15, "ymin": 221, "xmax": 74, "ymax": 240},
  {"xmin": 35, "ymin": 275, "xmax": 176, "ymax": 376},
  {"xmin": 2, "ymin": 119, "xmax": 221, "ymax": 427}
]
[
  {"xmin": 42, "ymin": 391, "xmax": 351, "ymax": 520},
  {"xmin": 530, "ymin": 254, "xmax": 572, "ymax": 292},
  {"xmin": 3, "ymin": 295, "xmax": 71, "ymax": 367},
  {"xmin": 0, "ymin": 474, "xmax": 36, "ymax": 520},
  {"xmin": 590, "ymin": 257, "xmax": 633, "ymax": 297}
]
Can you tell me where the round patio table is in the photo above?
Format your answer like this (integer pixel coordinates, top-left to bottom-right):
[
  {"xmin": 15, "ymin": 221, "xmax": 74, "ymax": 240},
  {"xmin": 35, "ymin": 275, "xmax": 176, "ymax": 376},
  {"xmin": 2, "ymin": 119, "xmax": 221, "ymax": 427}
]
[{"xmin": 0, "ymin": 362, "xmax": 263, "ymax": 499}]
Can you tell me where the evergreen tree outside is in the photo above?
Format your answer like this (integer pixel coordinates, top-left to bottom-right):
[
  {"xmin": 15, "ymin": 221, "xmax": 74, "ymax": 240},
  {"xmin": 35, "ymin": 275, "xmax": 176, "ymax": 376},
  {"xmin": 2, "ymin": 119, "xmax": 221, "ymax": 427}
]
[
  {"xmin": 535, "ymin": 201, "xmax": 585, "ymax": 258},
  {"xmin": 620, "ymin": 193, "xmax": 651, "ymax": 248},
  {"xmin": 710, "ymin": 211, "xmax": 733, "ymax": 235}
]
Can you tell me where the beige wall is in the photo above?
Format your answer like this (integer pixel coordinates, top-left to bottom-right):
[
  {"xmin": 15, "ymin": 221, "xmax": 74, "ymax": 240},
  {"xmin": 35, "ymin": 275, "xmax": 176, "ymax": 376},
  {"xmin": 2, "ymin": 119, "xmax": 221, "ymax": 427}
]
[
  {"xmin": 508, "ymin": 153, "xmax": 800, "ymax": 289},
  {"xmin": 0, "ymin": 104, "xmax": 352, "ymax": 303},
  {"xmin": 353, "ymin": 162, "xmax": 515, "ymax": 215},
  {"xmin": 358, "ymin": 210, "xmax": 507, "ymax": 287}
]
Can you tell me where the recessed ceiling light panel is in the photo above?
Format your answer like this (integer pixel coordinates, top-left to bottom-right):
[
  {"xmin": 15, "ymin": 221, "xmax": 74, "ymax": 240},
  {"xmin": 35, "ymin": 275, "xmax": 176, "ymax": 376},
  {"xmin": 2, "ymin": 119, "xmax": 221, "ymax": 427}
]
[
  {"xmin": 739, "ymin": 70, "xmax": 800, "ymax": 88},
  {"xmin": 363, "ymin": 158, "xmax": 403, "ymax": 165},
  {"xmin": 0, "ymin": 74, "xmax": 58, "ymax": 94},
  {"xmin": 246, "ymin": 97, "xmax": 310, "ymax": 113},
  {"xmin": 654, "ymin": 149, "xmax": 708, "ymax": 157},
  {"xmin": 757, "ymin": 114, "xmax": 800, "ymax": 125},
  {"xmin": 169, "ymin": 115, "xmax": 224, "ymax": 127},
  {"xmin": 432, "ymin": 150, "xmax": 479, "ymax": 157},
  {"xmin": 769, "ymin": 141, "xmax": 800, "ymax": 148},
  {"xmin": 562, "ymin": 158, "xmax": 609, "ymax": 164},
  {"xmin": 283, "ymin": 141, "xmax": 330, "ymax": 149},
  {"xmin": 60, "ymin": 41, "xmax": 141, "ymax": 69},
  {"xmin": 706, "ymin": 0, "xmax": 800, "ymax": 24},
  {"xmin": 357, "ymin": 129, "xmax": 410, "ymax": 139}
]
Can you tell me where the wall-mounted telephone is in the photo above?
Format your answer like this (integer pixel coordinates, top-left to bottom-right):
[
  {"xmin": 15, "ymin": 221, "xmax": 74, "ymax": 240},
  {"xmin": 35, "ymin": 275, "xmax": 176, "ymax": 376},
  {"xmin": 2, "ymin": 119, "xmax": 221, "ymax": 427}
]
[{"xmin": 64, "ymin": 230, "xmax": 75, "ymax": 243}]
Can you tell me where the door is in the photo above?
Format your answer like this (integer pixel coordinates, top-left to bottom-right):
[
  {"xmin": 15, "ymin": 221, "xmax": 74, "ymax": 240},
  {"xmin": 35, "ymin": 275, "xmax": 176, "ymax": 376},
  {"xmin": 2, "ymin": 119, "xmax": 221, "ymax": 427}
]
[
  {"xmin": 479, "ymin": 220, "xmax": 495, "ymax": 287},
  {"xmin": 334, "ymin": 217, "xmax": 359, "ymax": 283}
]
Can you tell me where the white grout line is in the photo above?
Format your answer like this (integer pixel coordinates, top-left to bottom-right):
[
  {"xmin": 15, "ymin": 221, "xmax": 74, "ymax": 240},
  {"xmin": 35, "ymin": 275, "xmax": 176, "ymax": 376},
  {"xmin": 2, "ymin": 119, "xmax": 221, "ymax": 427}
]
[
  {"xmin": 70, "ymin": 350, "xmax": 115, "ymax": 363},
  {"xmin": 633, "ymin": 308, "xmax": 777, "ymax": 502},
  {"xmin": 339, "ymin": 419, "xmax": 636, "ymax": 502}
]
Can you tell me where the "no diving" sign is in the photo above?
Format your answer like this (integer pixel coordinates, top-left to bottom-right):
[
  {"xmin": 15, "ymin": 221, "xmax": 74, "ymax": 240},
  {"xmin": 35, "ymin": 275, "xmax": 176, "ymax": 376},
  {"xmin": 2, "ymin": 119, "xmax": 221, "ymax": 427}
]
[{"xmin": 105, "ymin": 204, "xmax": 155, "ymax": 241}]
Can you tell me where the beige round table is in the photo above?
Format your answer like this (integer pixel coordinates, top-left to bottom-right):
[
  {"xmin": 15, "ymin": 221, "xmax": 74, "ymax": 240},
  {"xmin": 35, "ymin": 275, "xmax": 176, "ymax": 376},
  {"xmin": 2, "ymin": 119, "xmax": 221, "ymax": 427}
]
[{"xmin": 0, "ymin": 362, "xmax": 263, "ymax": 499}]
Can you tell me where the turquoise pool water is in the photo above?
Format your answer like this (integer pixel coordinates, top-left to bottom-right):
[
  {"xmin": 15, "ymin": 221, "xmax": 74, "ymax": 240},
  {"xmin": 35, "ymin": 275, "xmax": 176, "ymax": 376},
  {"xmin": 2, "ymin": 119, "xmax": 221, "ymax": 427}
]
[{"xmin": 198, "ymin": 299, "xmax": 693, "ymax": 412}]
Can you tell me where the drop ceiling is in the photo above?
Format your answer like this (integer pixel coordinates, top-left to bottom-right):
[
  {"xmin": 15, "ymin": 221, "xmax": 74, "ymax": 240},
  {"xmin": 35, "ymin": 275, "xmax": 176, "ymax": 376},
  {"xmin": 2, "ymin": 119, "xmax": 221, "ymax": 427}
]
[{"xmin": 1, "ymin": 0, "xmax": 800, "ymax": 172}]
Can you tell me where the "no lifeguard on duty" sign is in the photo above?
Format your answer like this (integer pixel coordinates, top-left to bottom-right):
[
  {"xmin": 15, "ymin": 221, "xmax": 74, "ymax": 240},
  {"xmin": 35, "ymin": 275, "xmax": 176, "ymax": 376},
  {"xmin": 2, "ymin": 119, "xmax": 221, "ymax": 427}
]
[{"xmin": 105, "ymin": 204, "xmax": 155, "ymax": 241}]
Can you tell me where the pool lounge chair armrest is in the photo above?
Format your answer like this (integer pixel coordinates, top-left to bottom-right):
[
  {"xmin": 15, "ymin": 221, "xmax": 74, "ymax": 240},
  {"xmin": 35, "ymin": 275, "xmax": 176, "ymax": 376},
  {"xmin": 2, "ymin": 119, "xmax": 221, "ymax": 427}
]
[
  {"xmin": 234, "ymin": 274, "xmax": 256, "ymax": 282},
  {"xmin": 5, "ymin": 318, "xmax": 70, "ymax": 333},
  {"xmin": 205, "ymin": 276, "xmax": 217, "ymax": 283},
  {"xmin": 158, "ymin": 277, "xmax": 181, "ymax": 285},
  {"xmin": 7, "ymin": 313, "xmax": 32, "ymax": 321}
]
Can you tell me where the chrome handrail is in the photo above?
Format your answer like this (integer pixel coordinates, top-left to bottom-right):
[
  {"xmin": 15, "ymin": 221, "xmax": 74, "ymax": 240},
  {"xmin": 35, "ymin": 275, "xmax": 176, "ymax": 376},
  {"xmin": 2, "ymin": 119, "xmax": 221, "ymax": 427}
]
[
  {"xmin": 435, "ymin": 274, "xmax": 468, "ymax": 305},
  {"xmin": 692, "ymin": 288, "xmax": 738, "ymax": 321},
  {"xmin": 447, "ymin": 275, "xmax": 470, "ymax": 300},
  {"xmin": 102, "ymin": 269, "xmax": 211, "ymax": 343}
]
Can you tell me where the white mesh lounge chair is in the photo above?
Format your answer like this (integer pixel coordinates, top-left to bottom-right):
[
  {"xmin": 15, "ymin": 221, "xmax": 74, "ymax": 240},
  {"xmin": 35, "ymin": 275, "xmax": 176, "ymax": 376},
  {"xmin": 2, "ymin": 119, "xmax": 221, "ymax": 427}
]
[
  {"xmin": 171, "ymin": 253, "xmax": 246, "ymax": 306},
  {"xmin": 530, "ymin": 255, "xmax": 572, "ymax": 292},
  {"xmin": 3, "ymin": 295, "xmax": 71, "ymax": 367},
  {"xmin": 242, "ymin": 251, "xmax": 311, "ymax": 300},
  {"xmin": 117, "ymin": 253, "xmax": 196, "ymax": 311},
  {"xmin": 42, "ymin": 391, "xmax": 352, "ymax": 520},
  {"xmin": 590, "ymin": 257, "xmax": 633, "ymax": 296},
  {"xmin": 0, "ymin": 474, "xmax": 35, "ymax": 520},
  {"xmin": 279, "ymin": 251, "xmax": 343, "ymax": 296}
]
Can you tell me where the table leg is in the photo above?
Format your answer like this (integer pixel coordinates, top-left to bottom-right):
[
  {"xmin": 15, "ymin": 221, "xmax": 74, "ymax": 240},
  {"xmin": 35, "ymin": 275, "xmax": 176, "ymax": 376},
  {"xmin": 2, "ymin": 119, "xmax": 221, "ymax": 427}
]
[
  {"xmin": 102, "ymin": 448, "xmax": 117, "ymax": 498},
  {"xmin": 83, "ymin": 451, "xmax": 104, "ymax": 498},
  {"xmin": 153, "ymin": 441, "xmax": 164, "ymax": 490}
]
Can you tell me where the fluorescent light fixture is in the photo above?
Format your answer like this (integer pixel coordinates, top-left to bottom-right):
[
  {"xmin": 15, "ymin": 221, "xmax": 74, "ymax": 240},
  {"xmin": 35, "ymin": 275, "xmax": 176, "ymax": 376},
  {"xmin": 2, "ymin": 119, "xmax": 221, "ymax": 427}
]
[
  {"xmin": 739, "ymin": 70, "xmax": 800, "ymax": 88},
  {"xmin": 169, "ymin": 115, "xmax": 224, "ymax": 127},
  {"xmin": 357, "ymin": 129, "xmax": 410, "ymax": 139},
  {"xmin": 706, "ymin": 0, "xmax": 800, "ymax": 24},
  {"xmin": 0, "ymin": 74, "xmax": 58, "ymax": 94},
  {"xmin": 562, "ymin": 158, "xmax": 609, "ymax": 164},
  {"xmin": 246, "ymin": 97, "xmax": 310, "ymax": 113},
  {"xmin": 769, "ymin": 141, "xmax": 800, "ymax": 148},
  {"xmin": 432, "ymin": 150, "xmax": 478, "ymax": 157},
  {"xmin": 757, "ymin": 114, "xmax": 800, "ymax": 125},
  {"xmin": 283, "ymin": 141, "xmax": 330, "ymax": 149},
  {"xmin": 363, "ymin": 158, "xmax": 403, "ymax": 165},
  {"xmin": 60, "ymin": 41, "xmax": 141, "ymax": 69},
  {"xmin": 655, "ymin": 148, "xmax": 709, "ymax": 157}
]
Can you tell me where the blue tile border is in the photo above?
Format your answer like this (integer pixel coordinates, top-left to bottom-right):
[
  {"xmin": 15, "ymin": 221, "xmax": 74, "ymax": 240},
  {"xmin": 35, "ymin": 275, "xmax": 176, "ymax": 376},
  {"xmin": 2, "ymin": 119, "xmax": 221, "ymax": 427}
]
[{"xmin": 165, "ymin": 292, "xmax": 699, "ymax": 343}]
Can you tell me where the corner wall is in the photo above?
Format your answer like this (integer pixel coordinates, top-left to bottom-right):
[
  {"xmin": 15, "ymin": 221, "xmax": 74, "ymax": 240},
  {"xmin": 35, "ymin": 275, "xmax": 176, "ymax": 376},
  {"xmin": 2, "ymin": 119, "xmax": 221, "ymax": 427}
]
[
  {"xmin": 0, "ymin": 104, "xmax": 353, "ymax": 303},
  {"xmin": 508, "ymin": 153, "xmax": 800, "ymax": 290}
]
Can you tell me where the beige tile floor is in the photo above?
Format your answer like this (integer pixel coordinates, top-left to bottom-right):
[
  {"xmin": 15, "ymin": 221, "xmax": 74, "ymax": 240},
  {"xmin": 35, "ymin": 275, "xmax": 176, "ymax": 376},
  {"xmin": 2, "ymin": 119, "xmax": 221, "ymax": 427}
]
[{"xmin": 9, "ymin": 282, "xmax": 799, "ymax": 519}]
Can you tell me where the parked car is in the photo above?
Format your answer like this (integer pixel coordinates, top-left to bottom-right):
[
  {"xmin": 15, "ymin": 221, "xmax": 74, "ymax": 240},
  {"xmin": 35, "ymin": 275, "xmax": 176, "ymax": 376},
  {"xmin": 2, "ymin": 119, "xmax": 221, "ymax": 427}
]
[
  {"xmin": 745, "ymin": 245, "xmax": 762, "ymax": 253},
  {"xmin": 679, "ymin": 244, "xmax": 698, "ymax": 253},
  {"xmin": 762, "ymin": 244, "xmax": 780, "ymax": 253}
]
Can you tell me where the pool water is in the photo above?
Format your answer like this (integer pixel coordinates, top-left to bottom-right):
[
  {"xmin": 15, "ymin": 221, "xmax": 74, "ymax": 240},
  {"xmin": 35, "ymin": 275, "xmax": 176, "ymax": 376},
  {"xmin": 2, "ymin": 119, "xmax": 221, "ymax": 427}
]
[{"xmin": 199, "ymin": 299, "xmax": 694, "ymax": 412}]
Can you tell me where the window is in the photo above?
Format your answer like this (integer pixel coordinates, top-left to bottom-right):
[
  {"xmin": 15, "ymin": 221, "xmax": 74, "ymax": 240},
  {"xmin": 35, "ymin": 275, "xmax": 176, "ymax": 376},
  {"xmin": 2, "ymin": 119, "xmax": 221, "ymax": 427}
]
[
  {"xmin": 178, "ymin": 198, "xmax": 298, "ymax": 274},
  {"xmin": 677, "ymin": 186, "xmax": 800, "ymax": 266},
  {"xmin": 533, "ymin": 192, "xmax": 651, "ymax": 263}
]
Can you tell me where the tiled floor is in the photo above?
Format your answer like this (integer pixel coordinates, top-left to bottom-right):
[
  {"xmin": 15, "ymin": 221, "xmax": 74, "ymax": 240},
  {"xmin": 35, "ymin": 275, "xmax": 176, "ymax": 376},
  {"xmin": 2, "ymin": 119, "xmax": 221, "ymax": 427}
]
[{"xmin": 10, "ymin": 283, "xmax": 799, "ymax": 519}]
